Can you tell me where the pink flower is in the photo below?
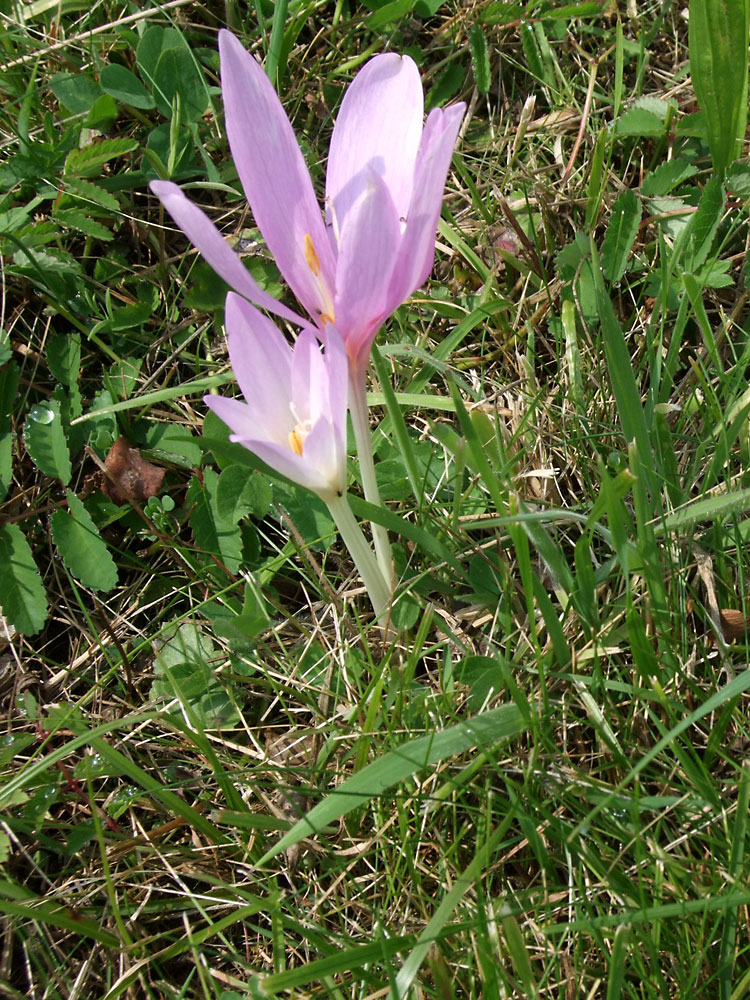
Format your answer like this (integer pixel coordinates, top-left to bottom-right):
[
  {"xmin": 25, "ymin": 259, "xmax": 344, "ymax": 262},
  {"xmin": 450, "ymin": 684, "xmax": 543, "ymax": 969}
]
[
  {"xmin": 151, "ymin": 30, "xmax": 464, "ymax": 378},
  {"xmin": 205, "ymin": 293, "xmax": 348, "ymax": 503}
]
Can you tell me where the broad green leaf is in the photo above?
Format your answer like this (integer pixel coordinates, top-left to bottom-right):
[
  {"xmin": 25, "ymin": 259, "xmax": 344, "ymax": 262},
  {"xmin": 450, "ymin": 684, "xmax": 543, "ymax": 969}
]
[
  {"xmin": 144, "ymin": 423, "xmax": 202, "ymax": 467},
  {"xmin": 426, "ymin": 64, "xmax": 464, "ymax": 110},
  {"xmin": 0, "ymin": 524, "xmax": 48, "ymax": 636},
  {"xmin": 186, "ymin": 469, "xmax": 243, "ymax": 573},
  {"xmin": 24, "ymin": 399, "xmax": 72, "ymax": 484},
  {"xmin": 258, "ymin": 702, "xmax": 524, "ymax": 865},
  {"xmin": 100, "ymin": 63, "xmax": 155, "ymax": 110},
  {"xmin": 601, "ymin": 188, "xmax": 641, "ymax": 283},
  {"xmin": 51, "ymin": 492, "xmax": 118, "ymax": 592},
  {"xmin": 0, "ymin": 435, "xmax": 11, "ymax": 503},
  {"xmin": 49, "ymin": 72, "xmax": 101, "ymax": 115},
  {"xmin": 469, "ymin": 23, "xmax": 491, "ymax": 94},
  {"xmin": 152, "ymin": 46, "xmax": 209, "ymax": 121},
  {"xmin": 216, "ymin": 465, "xmax": 273, "ymax": 523},
  {"xmin": 46, "ymin": 332, "xmax": 81, "ymax": 388},
  {"xmin": 366, "ymin": 0, "xmax": 413, "ymax": 29},
  {"xmin": 0, "ymin": 362, "xmax": 19, "ymax": 501},
  {"xmin": 689, "ymin": 0, "xmax": 750, "ymax": 174}
]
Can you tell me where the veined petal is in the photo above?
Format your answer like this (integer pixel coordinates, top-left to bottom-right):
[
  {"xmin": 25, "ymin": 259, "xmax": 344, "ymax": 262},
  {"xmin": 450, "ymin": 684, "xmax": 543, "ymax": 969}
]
[
  {"xmin": 326, "ymin": 53, "xmax": 423, "ymax": 232},
  {"xmin": 204, "ymin": 395, "xmax": 260, "ymax": 441},
  {"xmin": 289, "ymin": 326, "xmax": 320, "ymax": 425},
  {"xmin": 301, "ymin": 416, "xmax": 345, "ymax": 498},
  {"xmin": 233, "ymin": 437, "xmax": 335, "ymax": 497},
  {"xmin": 219, "ymin": 30, "xmax": 336, "ymax": 324},
  {"xmin": 150, "ymin": 180, "xmax": 303, "ymax": 325},
  {"xmin": 224, "ymin": 294, "xmax": 293, "ymax": 442},
  {"xmin": 334, "ymin": 171, "xmax": 401, "ymax": 365},
  {"xmin": 318, "ymin": 325, "xmax": 349, "ymax": 428},
  {"xmin": 387, "ymin": 102, "xmax": 465, "ymax": 309}
]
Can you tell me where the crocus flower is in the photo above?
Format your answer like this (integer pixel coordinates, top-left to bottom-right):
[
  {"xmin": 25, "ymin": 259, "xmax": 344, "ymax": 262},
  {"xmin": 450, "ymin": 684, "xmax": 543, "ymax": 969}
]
[
  {"xmin": 206, "ymin": 292, "xmax": 392, "ymax": 620},
  {"xmin": 151, "ymin": 29, "xmax": 465, "ymax": 382},
  {"xmin": 205, "ymin": 293, "xmax": 348, "ymax": 504}
]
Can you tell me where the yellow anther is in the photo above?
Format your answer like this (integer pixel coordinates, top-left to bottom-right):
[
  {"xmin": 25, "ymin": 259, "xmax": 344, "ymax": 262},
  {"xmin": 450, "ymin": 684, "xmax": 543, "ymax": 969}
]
[
  {"xmin": 320, "ymin": 313, "xmax": 335, "ymax": 326},
  {"xmin": 304, "ymin": 234, "xmax": 321, "ymax": 276},
  {"xmin": 288, "ymin": 430, "xmax": 305, "ymax": 456}
]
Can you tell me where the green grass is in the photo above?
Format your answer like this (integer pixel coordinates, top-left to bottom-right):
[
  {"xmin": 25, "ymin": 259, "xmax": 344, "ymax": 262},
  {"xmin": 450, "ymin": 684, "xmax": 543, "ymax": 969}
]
[{"xmin": 2, "ymin": 0, "xmax": 750, "ymax": 997}]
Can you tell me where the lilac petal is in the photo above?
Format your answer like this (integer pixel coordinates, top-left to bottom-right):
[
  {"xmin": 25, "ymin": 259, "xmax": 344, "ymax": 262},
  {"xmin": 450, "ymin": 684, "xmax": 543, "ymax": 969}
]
[
  {"xmin": 334, "ymin": 172, "xmax": 401, "ymax": 365},
  {"xmin": 219, "ymin": 31, "xmax": 336, "ymax": 324},
  {"xmin": 326, "ymin": 54, "xmax": 423, "ymax": 231},
  {"xmin": 234, "ymin": 437, "xmax": 333, "ymax": 497},
  {"xmin": 301, "ymin": 417, "xmax": 345, "ymax": 498},
  {"xmin": 387, "ymin": 103, "xmax": 465, "ymax": 309},
  {"xmin": 204, "ymin": 394, "xmax": 260, "ymax": 441},
  {"xmin": 150, "ymin": 180, "xmax": 303, "ymax": 325},
  {"xmin": 289, "ymin": 326, "xmax": 320, "ymax": 424},
  {"xmin": 223, "ymin": 295, "xmax": 294, "ymax": 442},
  {"xmin": 319, "ymin": 325, "xmax": 349, "ymax": 430}
]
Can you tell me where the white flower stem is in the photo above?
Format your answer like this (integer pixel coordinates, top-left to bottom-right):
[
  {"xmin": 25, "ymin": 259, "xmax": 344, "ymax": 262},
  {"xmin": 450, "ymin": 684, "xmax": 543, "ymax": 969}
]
[
  {"xmin": 348, "ymin": 369, "xmax": 393, "ymax": 584},
  {"xmin": 326, "ymin": 492, "xmax": 392, "ymax": 623}
]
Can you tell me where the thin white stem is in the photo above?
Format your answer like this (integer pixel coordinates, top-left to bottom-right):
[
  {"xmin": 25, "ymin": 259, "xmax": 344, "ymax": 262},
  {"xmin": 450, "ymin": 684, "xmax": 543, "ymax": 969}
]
[
  {"xmin": 326, "ymin": 493, "xmax": 391, "ymax": 622},
  {"xmin": 348, "ymin": 368, "xmax": 393, "ymax": 584}
]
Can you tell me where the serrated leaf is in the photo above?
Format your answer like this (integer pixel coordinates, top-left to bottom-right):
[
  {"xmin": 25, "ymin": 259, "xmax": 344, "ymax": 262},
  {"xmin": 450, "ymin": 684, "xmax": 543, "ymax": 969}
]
[
  {"xmin": 186, "ymin": 469, "xmax": 243, "ymax": 573},
  {"xmin": 469, "ymin": 24, "xmax": 491, "ymax": 94},
  {"xmin": 0, "ymin": 524, "xmax": 48, "ymax": 636},
  {"xmin": 24, "ymin": 399, "xmax": 72, "ymax": 484},
  {"xmin": 64, "ymin": 138, "xmax": 138, "ymax": 178},
  {"xmin": 641, "ymin": 158, "xmax": 698, "ymax": 197},
  {"xmin": 216, "ymin": 465, "xmax": 273, "ymax": 523},
  {"xmin": 686, "ymin": 176, "xmax": 725, "ymax": 269},
  {"xmin": 14, "ymin": 220, "xmax": 61, "ymax": 248},
  {"xmin": 601, "ymin": 188, "xmax": 641, "ymax": 283},
  {"xmin": 51, "ymin": 492, "xmax": 118, "ymax": 592},
  {"xmin": 47, "ymin": 332, "xmax": 81, "ymax": 388},
  {"xmin": 100, "ymin": 63, "xmax": 155, "ymax": 110},
  {"xmin": 53, "ymin": 210, "xmax": 113, "ymax": 242},
  {"xmin": 614, "ymin": 107, "xmax": 666, "ymax": 137},
  {"xmin": 482, "ymin": 1, "xmax": 523, "ymax": 25},
  {"xmin": 63, "ymin": 177, "xmax": 120, "ymax": 213}
]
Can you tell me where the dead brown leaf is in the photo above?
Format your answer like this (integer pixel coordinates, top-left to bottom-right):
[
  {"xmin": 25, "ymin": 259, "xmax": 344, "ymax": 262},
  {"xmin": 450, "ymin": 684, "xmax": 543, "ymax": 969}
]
[{"xmin": 102, "ymin": 437, "xmax": 165, "ymax": 506}]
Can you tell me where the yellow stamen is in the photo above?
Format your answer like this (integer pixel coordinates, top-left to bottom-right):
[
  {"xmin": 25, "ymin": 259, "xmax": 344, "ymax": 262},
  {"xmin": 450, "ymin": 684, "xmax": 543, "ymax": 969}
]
[
  {"xmin": 304, "ymin": 234, "xmax": 321, "ymax": 276},
  {"xmin": 288, "ymin": 430, "xmax": 305, "ymax": 456},
  {"xmin": 320, "ymin": 313, "xmax": 335, "ymax": 326}
]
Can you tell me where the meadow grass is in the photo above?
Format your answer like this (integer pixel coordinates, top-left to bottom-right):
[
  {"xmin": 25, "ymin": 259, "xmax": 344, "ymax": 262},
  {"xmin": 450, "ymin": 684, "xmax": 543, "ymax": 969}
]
[{"xmin": 1, "ymin": 1, "xmax": 750, "ymax": 997}]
